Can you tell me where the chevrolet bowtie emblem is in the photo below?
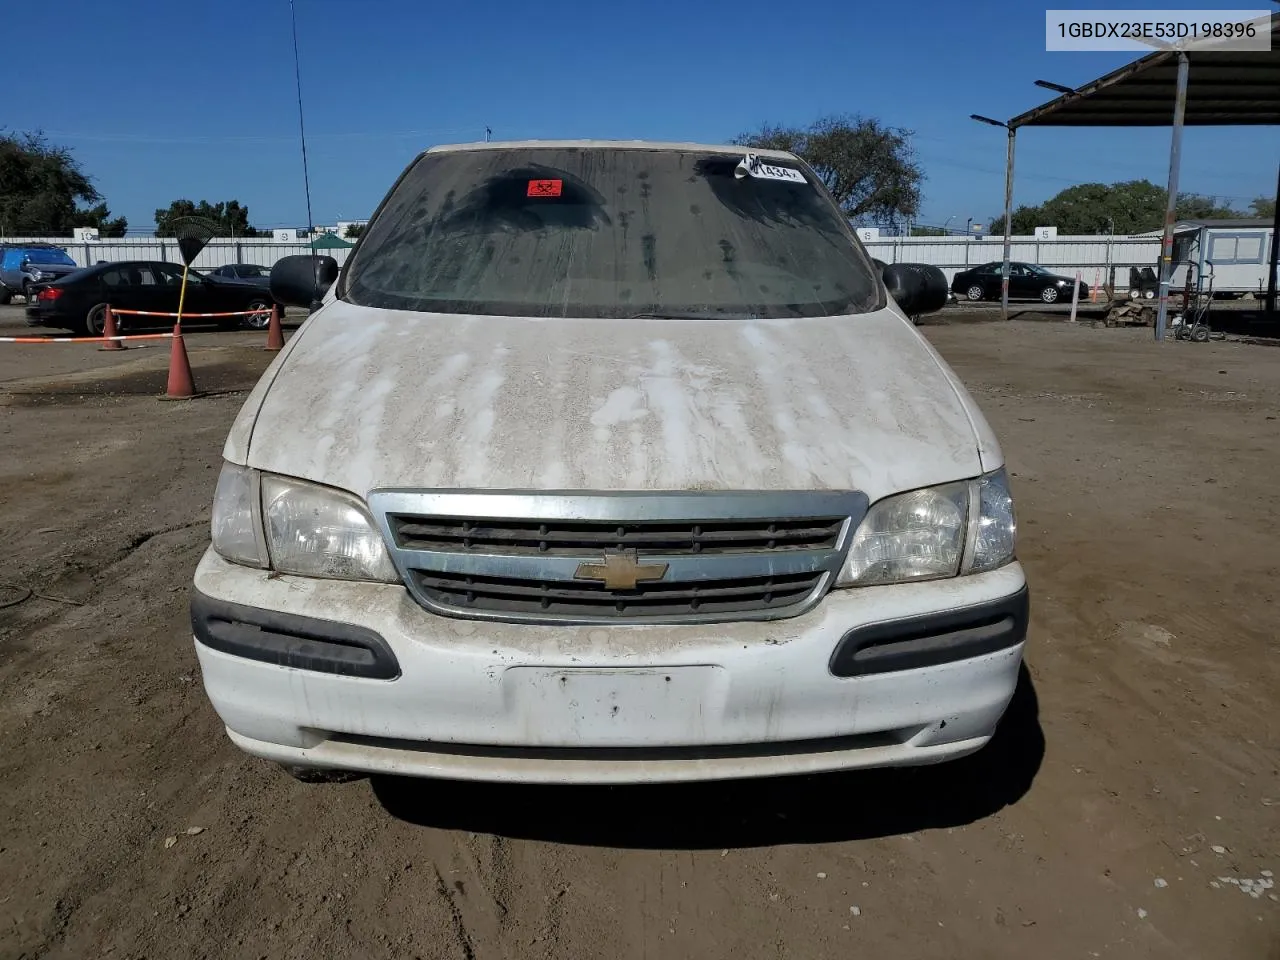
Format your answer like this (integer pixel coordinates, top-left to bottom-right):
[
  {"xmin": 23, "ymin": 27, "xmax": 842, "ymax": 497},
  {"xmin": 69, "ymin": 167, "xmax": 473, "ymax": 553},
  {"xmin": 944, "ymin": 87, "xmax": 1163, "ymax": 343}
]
[{"xmin": 573, "ymin": 549, "xmax": 669, "ymax": 591}]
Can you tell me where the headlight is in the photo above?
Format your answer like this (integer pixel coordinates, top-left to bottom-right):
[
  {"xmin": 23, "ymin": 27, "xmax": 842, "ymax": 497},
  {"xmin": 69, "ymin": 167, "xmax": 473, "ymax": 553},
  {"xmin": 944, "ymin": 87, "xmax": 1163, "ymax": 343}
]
[
  {"xmin": 839, "ymin": 482, "xmax": 969, "ymax": 586},
  {"xmin": 968, "ymin": 468, "xmax": 1017, "ymax": 573},
  {"xmin": 262, "ymin": 474, "xmax": 399, "ymax": 582},
  {"xmin": 211, "ymin": 462, "xmax": 267, "ymax": 567},
  {"xmin": 838, "ymin": 469, "xmax": 1016, "ymax": 587}
]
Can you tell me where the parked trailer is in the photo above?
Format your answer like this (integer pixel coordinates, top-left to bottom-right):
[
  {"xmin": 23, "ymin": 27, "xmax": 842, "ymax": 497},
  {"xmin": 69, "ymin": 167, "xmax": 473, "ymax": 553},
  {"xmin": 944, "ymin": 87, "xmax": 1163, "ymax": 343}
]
[{"xmin": 1166, "ymin": 218, "xmax": 1277, "ymax": 298}]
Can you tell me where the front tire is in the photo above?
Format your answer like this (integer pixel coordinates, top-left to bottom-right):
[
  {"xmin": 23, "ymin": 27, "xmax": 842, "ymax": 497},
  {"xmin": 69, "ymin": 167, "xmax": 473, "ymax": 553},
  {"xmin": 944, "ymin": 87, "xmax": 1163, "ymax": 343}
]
[
  {"xmin": 966, "ymin": 284, "xmax": 985, "ymax": 301},
  {"xmin": 241, "ymin": 298, "xmax": 272, "ymax": 330},
  {"xmin": 23, "ymin": 282, "xmax": 38, "ymax": 304},
  {"xmin": 1040, "ymin": 286, "xmax": 1060, "ymax": 304},
  {"xmin": 0, "ymin": 287, "xmax": 11, "ymax": 305}
]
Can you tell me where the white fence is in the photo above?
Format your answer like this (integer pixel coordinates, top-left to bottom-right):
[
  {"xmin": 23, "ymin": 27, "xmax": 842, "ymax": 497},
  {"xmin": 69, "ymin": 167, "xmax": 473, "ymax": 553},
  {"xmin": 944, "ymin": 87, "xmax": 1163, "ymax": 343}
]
[
  {"xmin": 7, "ymin": 232, "xmax": 1160, "ymax": 291},
  {"xmin": 864, "ymin": 234, "xmax": 1161, "ymax": 290},
  {"xmin": 1, "ymin": 237, "xmax": 353, "ymax": 272}
]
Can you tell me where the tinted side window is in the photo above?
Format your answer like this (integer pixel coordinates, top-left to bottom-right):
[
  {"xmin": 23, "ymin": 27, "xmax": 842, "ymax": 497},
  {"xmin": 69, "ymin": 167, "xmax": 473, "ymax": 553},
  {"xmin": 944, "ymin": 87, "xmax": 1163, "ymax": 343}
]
[
  {"xmin": 155, "ymin": 265, "xmax": 205, "ymax": 286},
  {"xmin": 103, "ymin": 267, "xmax": 159, "ymax": 286}
]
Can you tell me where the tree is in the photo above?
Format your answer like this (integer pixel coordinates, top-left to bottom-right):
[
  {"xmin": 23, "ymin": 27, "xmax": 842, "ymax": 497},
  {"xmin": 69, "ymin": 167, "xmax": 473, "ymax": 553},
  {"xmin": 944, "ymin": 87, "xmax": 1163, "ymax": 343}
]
[
  {"xmin": 1174, "ymin": 193, "xmax": 1245, "ymax": 222},
  {"xmin": 0, "ymin": 131, "xmax": 127, "ymax": 236},
  {"xmin": 734, "ymin": 115, "xmax": 922, "ymax": 225},
  {"xmin": 1251, "ymin": 195, "xmax": 1276, "ymax": 219},
  {"xmin": 72, "ymin": 201, "xmax": 128, "ymax": 238},
  {"xmin": 343, "ymin": 222, "xmax": 366, "ymax": 239},
  {"xmin": 154, "ymin": 199, "xmax": 259, "ymax": 237},
  {"xmin": 989, "ymin": 180, "xmax": 1253, "ymax": 235}
]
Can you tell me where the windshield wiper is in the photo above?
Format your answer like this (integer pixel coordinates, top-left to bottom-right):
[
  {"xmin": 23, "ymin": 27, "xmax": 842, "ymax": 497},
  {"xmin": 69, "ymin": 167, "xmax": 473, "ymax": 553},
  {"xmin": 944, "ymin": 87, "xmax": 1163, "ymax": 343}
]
[{"xmin": 629, "ymin": 311, "xmax": 731, "ymax": 320}]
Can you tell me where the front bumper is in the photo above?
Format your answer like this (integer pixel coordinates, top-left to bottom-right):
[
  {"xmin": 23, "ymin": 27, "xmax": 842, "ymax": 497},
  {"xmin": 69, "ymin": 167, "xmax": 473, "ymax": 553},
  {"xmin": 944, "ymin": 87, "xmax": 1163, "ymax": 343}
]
[{"xmin": 192, "ymin": 549, "xmax": 1028, "ymax": 783}]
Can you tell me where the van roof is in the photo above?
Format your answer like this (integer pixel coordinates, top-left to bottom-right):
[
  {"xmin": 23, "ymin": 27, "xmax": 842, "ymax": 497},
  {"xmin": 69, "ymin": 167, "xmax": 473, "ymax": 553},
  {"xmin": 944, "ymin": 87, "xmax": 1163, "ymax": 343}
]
[{"xmin": 423, "ymin": 139, "xmax": 800, "ymax": 162}]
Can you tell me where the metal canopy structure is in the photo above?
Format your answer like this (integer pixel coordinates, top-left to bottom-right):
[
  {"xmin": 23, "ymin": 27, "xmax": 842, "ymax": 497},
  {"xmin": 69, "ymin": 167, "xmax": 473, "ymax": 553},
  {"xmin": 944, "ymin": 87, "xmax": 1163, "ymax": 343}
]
[
  {"xmin": 1012, "ymin": 21, "xmax": 1280, "ymax": 128},
  {"xmin": 979, "ymin": 12, "xmax": 1279, "ymax": 338}
]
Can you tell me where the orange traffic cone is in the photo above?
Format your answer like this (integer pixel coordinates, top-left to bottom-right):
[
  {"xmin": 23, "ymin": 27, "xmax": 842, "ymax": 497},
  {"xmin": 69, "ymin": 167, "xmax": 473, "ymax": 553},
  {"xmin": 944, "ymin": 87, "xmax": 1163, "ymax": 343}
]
[
  {"xmin": 99, "ymin": 306, "xmax": 125, "ymax": 351},
  {"xmin": 164, "ymin": 323, "xmax": 197, "ymax": 399},
  {"xmin": 265, "ymin": 304, "xmax": 284, "ymax": 352}
]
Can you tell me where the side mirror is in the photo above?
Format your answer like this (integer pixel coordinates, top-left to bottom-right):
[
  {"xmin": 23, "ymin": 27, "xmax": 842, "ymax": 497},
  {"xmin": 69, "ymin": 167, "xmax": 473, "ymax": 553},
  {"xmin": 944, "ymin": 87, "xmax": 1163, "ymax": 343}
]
[
  {"xmin": 270, "ymin": 254, "xmax": 339, "ymax": 309},
  {"xmin": 882, "ymin": 262, "xmax": 949, "ymax": 317}
]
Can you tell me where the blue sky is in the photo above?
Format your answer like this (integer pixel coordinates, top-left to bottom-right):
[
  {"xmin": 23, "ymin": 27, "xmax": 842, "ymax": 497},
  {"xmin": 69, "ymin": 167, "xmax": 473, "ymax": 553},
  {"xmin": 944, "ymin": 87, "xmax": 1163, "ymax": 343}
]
[{"xmin": 7, "ymin": 0, "xmax": 1278, "ymax": 232}]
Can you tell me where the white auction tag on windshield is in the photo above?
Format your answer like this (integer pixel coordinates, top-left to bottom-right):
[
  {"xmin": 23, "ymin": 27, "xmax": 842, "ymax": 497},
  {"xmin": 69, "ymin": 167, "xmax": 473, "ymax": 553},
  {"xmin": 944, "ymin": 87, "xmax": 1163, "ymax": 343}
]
[{"xmin": 736, "ymin": 154, "xmax": 806, "ymax": 184}]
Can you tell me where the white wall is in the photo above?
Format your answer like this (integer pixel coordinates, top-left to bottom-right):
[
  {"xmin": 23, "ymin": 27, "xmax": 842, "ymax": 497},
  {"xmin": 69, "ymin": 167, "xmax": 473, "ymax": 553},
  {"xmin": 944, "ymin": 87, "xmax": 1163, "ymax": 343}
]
[
  {"xmin": 1, "ymin": 237, "xmax": 353, "ymax": 271},
  {"xmin": 864, "ymin": 234, "xmax": 1162, "ymax": 289},
  {"xmin": 6, "ymin": 231, "xmax": 1164, "ymax": 290}
]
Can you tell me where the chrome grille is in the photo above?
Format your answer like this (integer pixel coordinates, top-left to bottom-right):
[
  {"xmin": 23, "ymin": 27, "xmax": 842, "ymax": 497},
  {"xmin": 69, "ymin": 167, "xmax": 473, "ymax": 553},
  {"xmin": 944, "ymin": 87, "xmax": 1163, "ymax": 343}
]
[
  {"xmin": 369, "ymin": 491, "xmax": 868, "ymax": 626},
  {"xmin": 389, "ymin": 516, "xmax": 844, "ymax": 555},
  {"xmin": 412, "ymin": 570, "xmax": 825, "ymax": 618}
]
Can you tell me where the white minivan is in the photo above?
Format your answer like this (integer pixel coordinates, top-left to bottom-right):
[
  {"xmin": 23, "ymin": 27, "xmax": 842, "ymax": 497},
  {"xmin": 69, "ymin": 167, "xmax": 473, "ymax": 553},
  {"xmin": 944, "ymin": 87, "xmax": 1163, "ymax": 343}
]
[{"xmin": 192, "ymin": 141, "xmax": 1027, "ymax": 784}]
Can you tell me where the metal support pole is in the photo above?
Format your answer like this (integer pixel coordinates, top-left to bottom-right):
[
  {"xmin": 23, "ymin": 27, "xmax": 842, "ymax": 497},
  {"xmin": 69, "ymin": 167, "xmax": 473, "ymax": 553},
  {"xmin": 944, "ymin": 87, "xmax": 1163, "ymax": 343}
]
[
  {"xmin": 1104, "ymin": 216, "xmax": 1114, "ymax": 299},
  {"xmin": 1001, "ymin": 127, "xmax": 1017, "ymax": 321},
  {"xmin": 1265, "ymin": 159, "xmax": 1279, "ymax": 313},
  {"xmin": 1154, "ymin": 51, "xmax": 1190, "ymax": 342}
]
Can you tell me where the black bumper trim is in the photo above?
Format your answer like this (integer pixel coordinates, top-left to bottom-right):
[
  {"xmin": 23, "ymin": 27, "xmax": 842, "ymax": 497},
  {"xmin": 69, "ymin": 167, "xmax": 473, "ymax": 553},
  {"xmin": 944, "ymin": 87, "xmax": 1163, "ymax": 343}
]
[
  {"xmin": 191, "ymin": 589, "xmax": 401, "ymax": 680},
  {"xmin": 829, "ymin": 587, "xmax": 1029, "ymax": 678}
]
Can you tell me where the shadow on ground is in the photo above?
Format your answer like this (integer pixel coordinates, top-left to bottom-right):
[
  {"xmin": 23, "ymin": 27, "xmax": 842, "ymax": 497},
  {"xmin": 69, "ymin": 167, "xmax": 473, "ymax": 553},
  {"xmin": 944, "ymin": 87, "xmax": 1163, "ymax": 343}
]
[
  {"xmin": 371, "ymin": 664, "xmax": 1043, "ymax": 849},
  {"xmin": 0, "ymin": 360, "xmax": 266, "ymax": 404}
]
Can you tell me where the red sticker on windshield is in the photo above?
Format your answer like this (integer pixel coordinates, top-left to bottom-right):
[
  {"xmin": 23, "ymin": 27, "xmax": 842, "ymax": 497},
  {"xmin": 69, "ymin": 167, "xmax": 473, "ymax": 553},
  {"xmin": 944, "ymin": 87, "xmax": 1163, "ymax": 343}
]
[{"xmin": 527, "ymin": 179, "xmax": 563, "ymax": 197}]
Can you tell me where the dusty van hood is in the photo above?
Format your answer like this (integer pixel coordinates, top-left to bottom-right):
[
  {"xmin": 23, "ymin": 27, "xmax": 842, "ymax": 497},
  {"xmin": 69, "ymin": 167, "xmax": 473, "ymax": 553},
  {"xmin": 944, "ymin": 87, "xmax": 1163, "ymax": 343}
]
[{"xmin": 242, "ymin": 303, "xmax": 989, "ymax": 503}]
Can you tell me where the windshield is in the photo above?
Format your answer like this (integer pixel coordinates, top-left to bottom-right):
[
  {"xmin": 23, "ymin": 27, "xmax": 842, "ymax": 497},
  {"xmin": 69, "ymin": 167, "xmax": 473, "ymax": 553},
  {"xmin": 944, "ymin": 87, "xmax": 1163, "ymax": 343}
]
[
  {"xmin": 27, "ymin": 248, "xmax": 75, "ymax": 266},
  {"xmin": 343, "ymin": 147, "xmax": 882, "ymax": 319},
  {"xmin": 1025, "ymin": 264, "xmax": 1055, "ymax": 276}
]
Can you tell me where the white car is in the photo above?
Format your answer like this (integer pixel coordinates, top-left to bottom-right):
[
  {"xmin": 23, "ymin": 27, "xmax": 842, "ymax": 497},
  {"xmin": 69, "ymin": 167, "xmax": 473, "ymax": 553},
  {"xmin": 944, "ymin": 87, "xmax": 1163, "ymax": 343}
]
[{"xmin": 192, "ymin": 141, "xmax": 1026, "ymax": 785}]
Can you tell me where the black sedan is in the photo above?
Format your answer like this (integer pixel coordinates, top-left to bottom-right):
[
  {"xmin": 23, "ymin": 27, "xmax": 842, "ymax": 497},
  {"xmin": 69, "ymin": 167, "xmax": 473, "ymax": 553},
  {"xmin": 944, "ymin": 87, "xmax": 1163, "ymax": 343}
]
[
  {"xmin": 25, "ymin": 261, "xmax": 275, "ymax": 335},
  {"xmin": 206, "ymin": 264, "xmax": 278, "ymax": 328},
  {"xmin": 208, "ymin": 262, "xmax": 272, "ymax": 282},
  {"xmin": 951, "ymin": 261, "xmax": 1089, "ymax": 304}
]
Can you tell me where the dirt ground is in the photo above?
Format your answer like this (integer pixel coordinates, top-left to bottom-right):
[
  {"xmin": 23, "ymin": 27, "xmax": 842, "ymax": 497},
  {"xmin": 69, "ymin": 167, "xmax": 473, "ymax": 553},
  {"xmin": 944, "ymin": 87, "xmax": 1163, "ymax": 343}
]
[{"xmin": 0, "ymin": 305, "xmax": 1276, "ymax": 960}]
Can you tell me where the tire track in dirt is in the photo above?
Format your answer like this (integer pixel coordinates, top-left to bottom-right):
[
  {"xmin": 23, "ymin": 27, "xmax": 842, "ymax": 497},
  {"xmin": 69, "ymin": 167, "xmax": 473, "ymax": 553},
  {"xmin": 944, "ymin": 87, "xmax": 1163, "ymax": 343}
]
[
  {"xmin": 431, "ymin": 863, "xmax": 481, "ymax": 960},
  {"xmin": 419, "ymin": 832, "xmax": 517, "ymax": 959}
]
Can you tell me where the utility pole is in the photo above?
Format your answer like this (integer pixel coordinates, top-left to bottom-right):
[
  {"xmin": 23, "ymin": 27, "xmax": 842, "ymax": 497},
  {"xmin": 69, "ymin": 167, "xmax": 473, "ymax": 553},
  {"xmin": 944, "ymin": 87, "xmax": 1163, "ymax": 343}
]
[
  {"xmin": 1154, "ymin": 50, "xmax": 1190, "ymax": 342},
  {"xmin": 970, "ymin": 114, "xmax": 1017, "ymax": 320}
]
